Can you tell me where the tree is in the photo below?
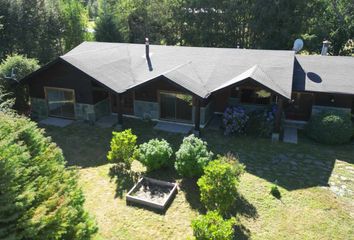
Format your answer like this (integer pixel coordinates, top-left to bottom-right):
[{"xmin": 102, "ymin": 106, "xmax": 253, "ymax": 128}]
[
  {"xmin": 0, "ymin": 112, "xmax": 97, "ymax": 239},
  {"xmin": 0, "ymin": 54, "xmax": 39, "ymax": 113}
]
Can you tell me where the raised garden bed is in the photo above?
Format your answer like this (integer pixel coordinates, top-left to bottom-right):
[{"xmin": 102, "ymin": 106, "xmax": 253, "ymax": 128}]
[{"xmin": 126, "ymin": 177, "xmax": 178, "ymax": 211}]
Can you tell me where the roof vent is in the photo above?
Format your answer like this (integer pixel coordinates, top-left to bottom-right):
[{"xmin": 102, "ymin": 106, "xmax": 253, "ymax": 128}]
[{"xmin": 321, "ymin": 40, "xmax": 330, "ymax": 56}]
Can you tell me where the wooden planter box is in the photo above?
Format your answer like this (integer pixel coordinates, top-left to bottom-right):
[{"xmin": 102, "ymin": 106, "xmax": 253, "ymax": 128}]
[{"xmin": 126, "ymin": 177, "xmax": 178, "ymax": 211}]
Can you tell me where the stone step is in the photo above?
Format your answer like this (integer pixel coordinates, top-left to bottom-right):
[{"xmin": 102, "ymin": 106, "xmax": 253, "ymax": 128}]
[
  {"xmin": 283, "ymin": 127, "xmax": 298, "ymax": 144},
  {"xmin": 283, "ymin": 119, "xmax": 307, "ymax": 129}
]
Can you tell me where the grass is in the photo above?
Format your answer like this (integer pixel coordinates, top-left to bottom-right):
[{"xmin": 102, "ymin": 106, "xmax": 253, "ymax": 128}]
[{"xmin": 43, "ymin": 118, "xmax": 354, "ymax": 240}]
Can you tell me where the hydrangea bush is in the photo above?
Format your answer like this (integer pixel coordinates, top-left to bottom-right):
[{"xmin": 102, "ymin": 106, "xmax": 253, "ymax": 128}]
[
  {"xmin": 175, "ymin": 134, "xmax": 213, "ymax": 177},
  {"xmin": 135, "ymin": 138, "xmax": 173, "ymax": 171},
  {"xmin": 222, "ymin": 106, "xmax": 249, "ymax": 135},
  {"xmin": 246, "ymin": 105, "xmax": 278, "ymax": 137}
]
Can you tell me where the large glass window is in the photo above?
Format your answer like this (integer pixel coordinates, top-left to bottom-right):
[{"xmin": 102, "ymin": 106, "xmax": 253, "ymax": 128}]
[
  {"xmin": 45, "ymin": 87, "xmax": 75, "ymax": 119},
  {"xmin": 160, "ymin": 92, "xmax": 193, "ymax": 122}
]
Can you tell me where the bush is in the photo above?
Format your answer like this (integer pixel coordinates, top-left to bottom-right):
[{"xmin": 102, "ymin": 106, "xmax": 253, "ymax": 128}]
[
  {"xmin": 0, "ymin": 54, "xmax": 39, "ymax": 113},
  {"xmin": 197, "ymin": 156, "xmax": 244, "ymax": 215},
  {"xmin": 222, "ymin": 106, "xmax": 249, "ymax": 135},
  {"xmin": 135, "ymin": 138, "xmax": 173, "ymax": 171},
  {"xmin": 107, "ymin": 129, "xmax": 137, "ymax": 167},
  {"xmin": 175, "ymin": 135, "xmax": 213, "ymax": 177},
  {"xmin": 192, "ymin": 211, "xmax": 237, "ymax": 240},
  {"xmin": 270, "ymin": 184, "xmax": 281, "ymax": 199},
  {"xmin": 0, "ymin": 112, "xmax": 97, "ymax": 239},
  {"xmin": 245, "ymin": 105, "xmax": 277, "ymax": 137},
  {"xmin": 306, "ymin": 111, "xmax": 353, "ymax": 144}
]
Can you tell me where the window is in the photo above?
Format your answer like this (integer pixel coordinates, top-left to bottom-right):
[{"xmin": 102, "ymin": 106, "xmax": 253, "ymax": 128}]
[
  {"xmin": 45, "ymin": 87, "xmax": 75, "ymax": 119},
  {"xmin": 240, "ymin": 88, "xmax": 271, "ymax": 105},
  {"xmin": 160, "ymin": 92, "xmax": 193, "ymax": 122}
]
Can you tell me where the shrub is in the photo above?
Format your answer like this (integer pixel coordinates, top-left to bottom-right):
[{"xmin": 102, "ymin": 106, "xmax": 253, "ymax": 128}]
[
  {"xmin": 175, "ymin": 134, "xmax": 213, "ymax": 177},
  {"xmin": 197, "ymin": 156, "xmax": 244, "ymax": 215},
  {"xmin": 107, "ymin": 129, "xmax": 137, "ymax": 167},
  {"xmin": 270, "ymin": 184, "xmax": 281, "ymax": 199},
  {"xmin": 192, "ymin": 211, "xmax": 237, "ymax": 240},
  {"xmin": 0, "ymin": 112, "xmax": 97, "ymax": 239},
  {"xmin": 306, "ymin": 111, "xmax": 353, "ymax": 144},
  {"xmin": 0, "ymin": 54, "xmax": 39, "ymax": 113},
  {"xmin": 246, "ymin": 105, "xmax": 277, "ymax": 137},
  {"xmin": 222, "ymin": 106, "xmax": 249, "ymax": 135},
  {"xmin": 135, "ymin": 138, "xmax": 173, "ymax": 171}
]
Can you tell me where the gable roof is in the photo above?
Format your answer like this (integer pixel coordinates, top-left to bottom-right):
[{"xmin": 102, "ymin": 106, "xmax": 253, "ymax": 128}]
[
  {"xmin": 60, "ymin": 42, "xmax": 295, "ymax": 99},
  {"xmin": 293, "ymin": 55, "xmax": 354, "ymax": 95}
]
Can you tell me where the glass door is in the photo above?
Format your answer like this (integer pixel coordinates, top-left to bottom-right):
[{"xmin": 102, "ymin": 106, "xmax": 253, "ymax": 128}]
[
  {"xmin": 45, "ymin": 87, "xmax": 75, "ymax": 119},
  {"xmin": 159, "ymin": 92, "xmax": 193, "ymax": 122}
]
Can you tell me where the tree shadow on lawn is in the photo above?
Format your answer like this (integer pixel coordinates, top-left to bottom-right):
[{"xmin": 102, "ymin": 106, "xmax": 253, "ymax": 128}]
[
  {"xmin": 179, "ymin": 178, "xmax": 206, "ymax": 214},
  {"xmin": 109, "ymin": 164, "xmax": 141, "ymax": 199}
]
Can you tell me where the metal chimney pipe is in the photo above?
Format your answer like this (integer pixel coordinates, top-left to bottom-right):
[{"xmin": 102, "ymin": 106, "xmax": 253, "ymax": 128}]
[
  {"xmin": 145, "ymin": 37, "xmax": 149, "ymax": 59},
  {"xmin": 321, "ymin": 40, "xmax": 330, "ymax": 56}
]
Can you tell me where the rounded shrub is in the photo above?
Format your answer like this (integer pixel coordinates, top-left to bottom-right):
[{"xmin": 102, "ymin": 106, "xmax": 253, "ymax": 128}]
[
  {"xmin": 107, "ymin": 129, "xmax": 137, "ymax": 167},
  {"xmin": 135, "ymin": 138, "xmax": 173, "ymax": 171},
  {"xmin": 246, "ymin": 106, "xmax": 277, "ymax": 137},
  {"xmin": 197, "ymin": 156, "xmax": 244, "ymax": 215},
  {"xmin": 306, "ymin": 111, "xmax": 353, "ymax": 144},
  {"xmin": 222, "ymin": 106, "xmax": 249, "ymax": 135},
  {"xmin": 192, "ymin": 211, "xmax": 237, "ymax": 240},
  {"xmin": 175, "ymin": 134, "xmax": 213, "ymax": 177}
]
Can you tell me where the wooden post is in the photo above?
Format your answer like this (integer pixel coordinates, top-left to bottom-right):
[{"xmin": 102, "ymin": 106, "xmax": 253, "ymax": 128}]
[
  {"xmin": 274, "ymin": 97, "xmax": 283, "ymax": 133},
  {"xmin": 194, "ymin": 98, "xmax": 201, "ymax": 133},
  {"xmin": 116, "ymin": 93, "xmax": 123, "ymax": 125}
]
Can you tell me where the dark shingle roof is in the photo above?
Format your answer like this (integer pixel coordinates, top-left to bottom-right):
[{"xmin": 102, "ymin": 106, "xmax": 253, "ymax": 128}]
[
  {"xmin": 293, "ymin": 55, "xmax": 354, "ymax": 95},
  {"xmin": 61, "ymin": 42, "xmax": 295, "ymax": 99}
]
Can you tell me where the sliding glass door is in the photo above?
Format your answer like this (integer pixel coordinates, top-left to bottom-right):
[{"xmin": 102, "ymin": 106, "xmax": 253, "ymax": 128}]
[
  {"xmin": 45, "ymin": 87, "xmax": 75, "ymax": 119},
  {"xmin": 160, "ymin": 92, "xmax": 193, "ymax": 122}
]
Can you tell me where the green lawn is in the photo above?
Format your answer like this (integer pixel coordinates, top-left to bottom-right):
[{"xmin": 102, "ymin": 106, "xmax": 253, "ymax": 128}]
[{"xmin": 43, "ymin": 118, "xmax": 354, "ymax": 240}]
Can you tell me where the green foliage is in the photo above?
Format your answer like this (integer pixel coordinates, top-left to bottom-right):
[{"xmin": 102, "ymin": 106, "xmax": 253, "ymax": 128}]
[
  {"xmin": 135, "ymin": 138, "xmax": 173, "ymax": 171},
  {"xmin": 197, "ymin": 155, "xmax": 244, "ymax": 215},
  {"xmin": 306, "ymin": 111, "xmax": 353, "ymax": 144},
  {"xmin": 175, "ymin": 134, "xmax": 213, "ymax": 177},
  {"xmin": 0, "ymin": 54, "xmax": 39, "ymax": 112},
  {"xmin": 245, "ymin": 110, "xmax": 274, "ymax": 137},
  {"xmin": 95, "ymin": 13, "xmax": 123, "ymax": 42},
  {"xmin": 192, "ymin": 211, "xmax": 237, "ymax": 240},
  {"xmin": 270, "ymin": 184, "xmax": 281, "ymax": 199},
  {"xmin": 0, "ymin": 112, "xmax": 97, "ymax": 239},
  {"xmin": 107, "ymin": 129, "xmax": 137, "ymax": 167}
]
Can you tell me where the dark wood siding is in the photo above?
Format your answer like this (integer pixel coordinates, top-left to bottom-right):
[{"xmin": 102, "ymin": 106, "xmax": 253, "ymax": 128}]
[
  {"xmin": 314, "ymin": 93, "xmax": 352, "ymax": 108},
  {"xmin": 134, "ymin": 76, "xmax": 192, "ymax": 102},
  {"xmin": 28, "ymin": 60, "xmax": 94, "ymax": 104}
]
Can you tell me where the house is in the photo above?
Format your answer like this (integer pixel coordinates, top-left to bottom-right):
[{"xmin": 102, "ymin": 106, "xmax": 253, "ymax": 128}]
[{"xmin": 21, "ymin": 40, "xmax": 354, "ymax": 138}]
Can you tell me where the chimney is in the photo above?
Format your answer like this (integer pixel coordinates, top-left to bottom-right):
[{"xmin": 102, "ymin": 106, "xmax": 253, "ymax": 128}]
[
  {"xmin": 145, "ymin": 37, "xmax": 150, "ymax": 59},
  {"xmin": 321, "ymin": 40, "xmax": 330, "ymax": 56}
]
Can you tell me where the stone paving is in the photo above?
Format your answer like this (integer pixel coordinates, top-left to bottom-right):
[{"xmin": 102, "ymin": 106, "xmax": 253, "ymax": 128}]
[{"xmin": 236, "ymin": 151, "xmax": 354, "ymax": 199}]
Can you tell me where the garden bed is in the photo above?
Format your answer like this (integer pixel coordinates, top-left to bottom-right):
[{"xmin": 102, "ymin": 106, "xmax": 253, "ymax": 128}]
[{"xmin": 126, "ymin": 177, "xmax": 178, "ymax": 210}]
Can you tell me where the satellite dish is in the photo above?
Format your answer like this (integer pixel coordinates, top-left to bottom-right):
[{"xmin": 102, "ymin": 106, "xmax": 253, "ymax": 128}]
[
  {"xmin": 293, "ymin": 39, "xmax": 304, "ymax": 53},
  {"xmin": 4, "ymin": 68, "xmax": 18, "ymax": 82}
]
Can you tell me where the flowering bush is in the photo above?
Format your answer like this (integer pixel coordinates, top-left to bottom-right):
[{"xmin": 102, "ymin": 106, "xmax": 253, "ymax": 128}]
[
  {"xmin": 175, "ymin": 135, "xmax": 214, "ymax": 177},
  {"xmin": 222, "ymin": 106, "xmax": 249, "ymax": 135},
  {"xmin": 192, "ymin": 211, "xmax": 238, "ymax": 240},
  {"xmin": 135, "ymin": 138, "xmax": 173, "ymax": 171},
  {"xmin": 107, "ymin": 129, "xmax": 137, "ymax": 168},
  {"xmin": 246, "ymin": 105, "xmax": 277, "ymax": 137}
]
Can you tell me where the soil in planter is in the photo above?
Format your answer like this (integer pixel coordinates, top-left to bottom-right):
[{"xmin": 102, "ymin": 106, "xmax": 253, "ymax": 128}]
[{"xmin": 132, "ymin": 179, "xmax": 173, "ymax": 205}]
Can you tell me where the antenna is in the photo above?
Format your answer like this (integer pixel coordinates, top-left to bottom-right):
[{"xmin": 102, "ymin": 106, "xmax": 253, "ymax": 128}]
[
  {"xmin": 4, "ymin": 68, "xmax": 18, "ymax": 82},
  {"xmin": 292, "ymin": 39, "xmax": 304, "ymax": 53}
]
